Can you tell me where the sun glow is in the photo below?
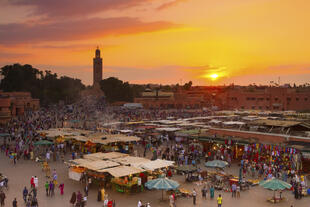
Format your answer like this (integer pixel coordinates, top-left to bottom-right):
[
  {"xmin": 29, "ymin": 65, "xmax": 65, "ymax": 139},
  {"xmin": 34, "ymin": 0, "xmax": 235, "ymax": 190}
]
[{"xmin": 209, "ymin": 73, "xmax": 219, "ymax": 81}]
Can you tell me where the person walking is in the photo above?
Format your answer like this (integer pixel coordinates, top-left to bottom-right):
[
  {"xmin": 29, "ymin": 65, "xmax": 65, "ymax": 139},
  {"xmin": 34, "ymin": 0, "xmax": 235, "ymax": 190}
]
[
  {"xmin": 236, "ymin": 185, "xmax": 240, "ymax": 198},
  {"xmin": 12, "ymin": 198, "xmax": 17, "ymax": 207},
  {"xmin": 210, "ymin": 186, "xmax": 214, "ymax": 199},
  {"xmin": 192, "ymin": 189, "xmax": 197, "ymax": 205},
  {"xmin": 201, "ymin": 186, "xmax": 207, "ymax": 199},
  {"xmin": 34, "ymin": 176, "xmax": 38, "ymax": 189},
  {"xmin": 31, "ymin": 198, "xmax": 38, "ymax": 207},
  {"xmin": 59, "ymin": 183, "xmax": 64, "ymax": 195},
  {"xmin": 45, "ymin": 181, "xmax": 49, "ymax": 196},
  {"xmin": 0, "ymin": 191, "xmax": 5, "ymax": 207},
  {"xmin": 70, "ymin": 192, "xmax": 76, "ymax": 206},
  {"xmin": 84, "ymin": 184, "xmax": 89, "ymax": 196},
  {"xmin": 169, "ymin": 194, "xmax": 174, "ymax": 207},
  {"xmin": 77, "ymin": 191, "xmax": 82, "ymax": 206},
  {"xmin": 49, "ymin": 181, "xmax": 54, "ymax": 197},
  {"xmin": 217, "ymin": 194, "xmax": 223, "ymax": 207},
  {"xmin": 23, "ymin": 187, "xmax": 28, "ymax": 202},
  {"xmin": 231, "ymin": 183, "xmax": 236, "ymax": 198}
]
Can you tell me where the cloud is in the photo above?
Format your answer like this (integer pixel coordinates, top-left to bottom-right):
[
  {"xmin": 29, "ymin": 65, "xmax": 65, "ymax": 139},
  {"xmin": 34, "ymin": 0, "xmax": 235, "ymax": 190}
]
[
  {"xmin": 31, "ymin": 43, "xmax": 118, "ymax": 50},
  {"xmin": 0, "ymin": 17, "xmax": 179, "ymax": 45},
  {"xmin": 157, "ymin": 0, "xmax": 187, "ymax": 10},
  {"xmin": 0, "ymin": 51, "xmax": 31, "ymax": 60},
  {"xmin": 9, "ymin": 0, "xmax": 153, "ymax": 18}
]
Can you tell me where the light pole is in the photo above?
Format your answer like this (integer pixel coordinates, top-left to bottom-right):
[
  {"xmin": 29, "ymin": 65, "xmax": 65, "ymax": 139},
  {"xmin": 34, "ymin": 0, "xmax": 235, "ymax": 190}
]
[{"xmin": 0, "ymin": 73, "xmax": 4, "ymax": 86}]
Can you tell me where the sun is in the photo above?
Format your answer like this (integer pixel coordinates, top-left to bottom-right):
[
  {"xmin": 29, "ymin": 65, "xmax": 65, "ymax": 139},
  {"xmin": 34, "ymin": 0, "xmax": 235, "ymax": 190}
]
[{"xmin": 209, "ymin": 73, "xmax": 219, "ymax": 81}]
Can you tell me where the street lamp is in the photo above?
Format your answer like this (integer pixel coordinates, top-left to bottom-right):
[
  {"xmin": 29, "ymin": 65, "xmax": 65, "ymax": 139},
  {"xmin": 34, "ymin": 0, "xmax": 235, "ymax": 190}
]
[
  {"xmin": 36, "ymin": 73, "xmax": 41, "ymax": 80},
  {"xmin": 0, "ymin": 73, "xmax": 4, "ymax": 84}
]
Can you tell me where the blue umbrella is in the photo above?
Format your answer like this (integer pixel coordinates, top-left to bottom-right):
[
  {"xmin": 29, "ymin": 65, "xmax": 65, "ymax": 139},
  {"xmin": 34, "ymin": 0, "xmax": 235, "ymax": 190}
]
[
  {"xmin": 145, "ymin": 178, "xmax": 180, "ymax": 200},
  {"xmin": 0, "ymin": 133, "xmax": 10, "ymax": 138},
  {"xmin": 205, "ymin": 160, "xmax": 228, "ymax": 168}
]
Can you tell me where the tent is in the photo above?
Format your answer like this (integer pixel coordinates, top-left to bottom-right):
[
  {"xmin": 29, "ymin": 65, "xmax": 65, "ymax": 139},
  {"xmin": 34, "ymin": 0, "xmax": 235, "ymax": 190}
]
[
  {"xmin": 145, "ymin": 178, "xmax": 180, "ymax": 200},
  {"xmin": 140, "ymin": 159, "xmax": 174, "ymax": 171},
  {"xmin": 205, "ymin": 160, "xmax": 228, "ymax": 169},
  {"xmin": 34, "ymin": 140, "xmax": 53, "ymax": 145}
]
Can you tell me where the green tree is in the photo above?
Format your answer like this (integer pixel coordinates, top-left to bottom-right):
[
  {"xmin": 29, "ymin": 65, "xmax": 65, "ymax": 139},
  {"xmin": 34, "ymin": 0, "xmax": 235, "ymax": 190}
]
[
  {"xmin": 0, "ymin": 64, "xmax": 85, "ymax": 106},
  {"xmin": 183, "ymin": 81, "xmax": 192, "ymax": 90},
  {"xmin": 100, "ymin": 77, "xmax": 134, "ymax": 102}
]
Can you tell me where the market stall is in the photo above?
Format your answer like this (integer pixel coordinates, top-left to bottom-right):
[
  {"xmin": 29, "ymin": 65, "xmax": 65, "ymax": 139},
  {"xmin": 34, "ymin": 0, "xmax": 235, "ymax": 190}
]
[{"xmin": 103, "ymin": 166, "xmax": 144, "ymax": 194}]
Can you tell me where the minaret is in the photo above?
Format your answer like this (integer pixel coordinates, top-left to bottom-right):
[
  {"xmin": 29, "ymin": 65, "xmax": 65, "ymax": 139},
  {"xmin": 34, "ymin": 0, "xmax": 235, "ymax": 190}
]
[{"xmin": 93, "ymin": 46, "xmax": 103, "ymax": 87}]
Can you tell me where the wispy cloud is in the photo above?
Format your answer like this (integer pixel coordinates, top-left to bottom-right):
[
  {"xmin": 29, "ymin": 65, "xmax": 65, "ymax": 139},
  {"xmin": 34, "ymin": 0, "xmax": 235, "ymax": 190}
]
[
  {"xmin": 0, "ymin": 17, "xmax": 179, "ymax": 45},
  {"xmin": 157, "ymin": 0, "xmax": 187, "ymax": 10},
  {"xmin": 8, "ymin": 0, "xmax": 153, "ymax": 18},
  {"xmin": 0, "ymin": 51, "xmax": 31, "ymax": 60}
]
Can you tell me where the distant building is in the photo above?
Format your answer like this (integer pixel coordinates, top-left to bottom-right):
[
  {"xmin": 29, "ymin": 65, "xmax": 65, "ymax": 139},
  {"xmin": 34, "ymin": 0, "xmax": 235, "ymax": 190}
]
[
  {"xmin": 134, "ymin": 86, "xmax": 310, "ymax": 111},
  {"xmin": 93, "ymin": 47, "xmax": 103, "ymax": 87},
  {"xmin": 0, "ymin": 91, "xmax": 39, "ymax": 123},
  {"xmin": 222, "ymin": 87, "xmax": 310, "ymax": 111},
  {"xmin": 134, "ymin": 89, "xmax": 208, "ymax": 109}
]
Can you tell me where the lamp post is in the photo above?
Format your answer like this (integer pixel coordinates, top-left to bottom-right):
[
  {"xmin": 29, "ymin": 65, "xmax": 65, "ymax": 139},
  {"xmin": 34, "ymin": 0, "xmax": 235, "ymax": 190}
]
[{"xmin": 0, "ymin": 73, "xmax": 4, "ymax": 85}]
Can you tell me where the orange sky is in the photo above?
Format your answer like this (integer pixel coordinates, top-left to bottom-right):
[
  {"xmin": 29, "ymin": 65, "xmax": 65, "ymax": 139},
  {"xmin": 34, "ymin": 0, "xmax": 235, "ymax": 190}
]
[{"xmin": 0, "ymin": 0, "xmax": 310, "ymax": 86}]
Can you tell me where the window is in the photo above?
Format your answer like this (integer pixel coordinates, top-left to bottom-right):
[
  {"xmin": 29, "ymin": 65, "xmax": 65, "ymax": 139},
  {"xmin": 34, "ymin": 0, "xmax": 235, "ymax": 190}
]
[
  {"xmin": 252, "ymin": 106, "xmax": 255, "ymax": 109},
  {"xmin": 296, "ymin": 98, "xmax": 299, "ymax": 101},
  {"xmin": 251, "ymin": 97, "xmax": 256, "ymax": 100},
  {"xmin": 287, "ymin": 97, "xmax": 291, "ymax": 101},
  {"xmin": 241, "ymin": 106, "xmax": 244, "ymax": 109},
  {"xmin": 266, "ymin": 98, "xmax": 270, "ymax": 101},
  {"xmin": 273, "ymin": 106, "xmax": 279, "ymax": 110},
  {"xmin": 246, "ymin": 97, "xmax": 251, "ymax": 101},
  {"xmin": 266, "ymin": 106, "xmax": 269, "ymax": 109},
  {"xmin": 259, "ymin": 106, "xmax": 262, "ymax": 109},
  {"xmin": 305, "ymin": 98, "xmax": 308, "ymax": 101},
  {"xmin": 274, "ymin": 98, "xmax": 278, "ymax": 101}
]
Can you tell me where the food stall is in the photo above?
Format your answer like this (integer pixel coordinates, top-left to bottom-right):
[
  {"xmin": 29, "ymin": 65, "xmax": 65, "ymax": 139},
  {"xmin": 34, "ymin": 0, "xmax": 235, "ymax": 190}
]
[{"xmin": 103, "ymin": 166, "xmax": 144, "ymax": 194}]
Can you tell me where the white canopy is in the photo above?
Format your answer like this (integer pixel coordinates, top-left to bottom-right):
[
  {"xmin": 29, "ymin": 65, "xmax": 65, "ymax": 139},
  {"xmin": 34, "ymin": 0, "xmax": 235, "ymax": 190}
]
[
  {"xmin": 209, "ymin": 119, "xmax": 222, "ymax": 124},
  {"xmin": 139, "ymin": 159, "xmax": 174, "ymax": 171},
  {"xmin": 112, "ymin": 156, "xmax": 150, "ymax": 166},
  {"xmin": 155, "ymin": 128, "xmax": 181, "ymax": 132},
  {"xmin": 83, "ymin": 152, "xmax": 128, "ymax": 161},
  {"xmin": 222, "ymin": 121, "xmax": 245, "ymax": 125},
  {"xmin": 101, "ymin": 166, "xmax": 144, "ymax": 177}
]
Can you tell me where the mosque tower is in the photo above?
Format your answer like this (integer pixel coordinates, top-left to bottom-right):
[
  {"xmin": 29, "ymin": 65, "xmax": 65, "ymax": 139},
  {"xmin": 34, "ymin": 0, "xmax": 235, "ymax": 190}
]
[{"xmin": 93, "ymin": 46, "xmax": 103, "ymax": 87}]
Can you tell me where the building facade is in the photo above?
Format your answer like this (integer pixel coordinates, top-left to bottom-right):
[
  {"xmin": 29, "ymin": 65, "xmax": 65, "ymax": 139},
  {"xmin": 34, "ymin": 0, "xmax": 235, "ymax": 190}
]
[
  {"xmin": 134, "ymin": 86, "xmax": 310, "ymax": 111},
  {"xmin": 93, "ymin": 47, "xmax": 103, "ymax": 87},
  {"xmin": 134, "ymin": 89, "xmax": 209, "ymax": 109},
  {"xmin": 222, "ymin": 87, "xmax": 310, "ymax": 111},
  {"xmin": 0, "ymin": 91, "xmax": 40, "ymax": 123}
]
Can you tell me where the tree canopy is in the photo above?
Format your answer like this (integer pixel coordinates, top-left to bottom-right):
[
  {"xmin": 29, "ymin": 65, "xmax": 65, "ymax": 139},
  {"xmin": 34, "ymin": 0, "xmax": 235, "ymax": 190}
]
[
  {"xmin": 0, "ymin": 64, "xmax": 85, "ymax": 106},
  {"xmin": 100, "ymin": 77, "xmax": 134, "ymax": 103}
]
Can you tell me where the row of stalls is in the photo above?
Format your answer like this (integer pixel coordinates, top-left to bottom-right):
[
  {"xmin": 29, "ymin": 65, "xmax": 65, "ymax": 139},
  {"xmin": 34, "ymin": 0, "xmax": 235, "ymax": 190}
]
[
  {"xmin": 39, "ymin": 128, "xmax": 141, "ymax": 154},
  {"xmin": 67, "ymin": 152, "xmax": 174, "ymax": 194}
]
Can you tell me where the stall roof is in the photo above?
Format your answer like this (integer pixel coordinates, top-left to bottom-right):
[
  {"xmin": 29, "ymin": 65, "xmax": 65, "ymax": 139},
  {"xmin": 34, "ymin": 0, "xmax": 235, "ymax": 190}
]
[
  {"xmin": 68, "ymin": 158, "xmax": 91, "ymax": 166},
  {"xmin": 209, "ymin": 119, "xmax": 222, "ymax": 124},
  {"xmin": 222, "ymin": 121, "xmax": 245, "ymax": 125},
  {"xmin": 250, "ymin": 119, "xmax": 309, "ymax": 128},
  {"xmin": 81, "ymin": 160, "xmax": 120, "ymax": 171},
  {"xmin": 154, "ymin": 120, "xmax": 183, "ymax": 125},
  {"xmin": 101, "ymin": 166, "xmax": 144, "ymax": 177},
  {"xmin": 118, "ymin": 130, "xmax": 133, "ymax": 133},
  {"xmin": 139, "ymin": 159, "xmax": 174, "ymax": 171},
  {"xmin": 175, "ymin": 129, "xmax": 203, "ymax": 137},
  {"xmin": 155, "ymin": 127, "xmax": 181, "ymax": 132},
  {"xmin": 112, "ymin": 156, "xmax": 150, "ymax": 166},
  {"xmin": 42, "ymin": 128, "xmax": 141, "ymax": 145},
  {"xmin": 83, "ymin": 152, "xmax": 128, "ymax": 161}
]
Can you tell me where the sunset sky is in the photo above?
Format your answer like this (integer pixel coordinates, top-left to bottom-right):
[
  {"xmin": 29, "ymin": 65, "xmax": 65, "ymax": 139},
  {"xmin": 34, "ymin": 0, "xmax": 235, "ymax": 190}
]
[{"xmin": 1, "ymin": 0, "xmax": 310, "ymax": 86}]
